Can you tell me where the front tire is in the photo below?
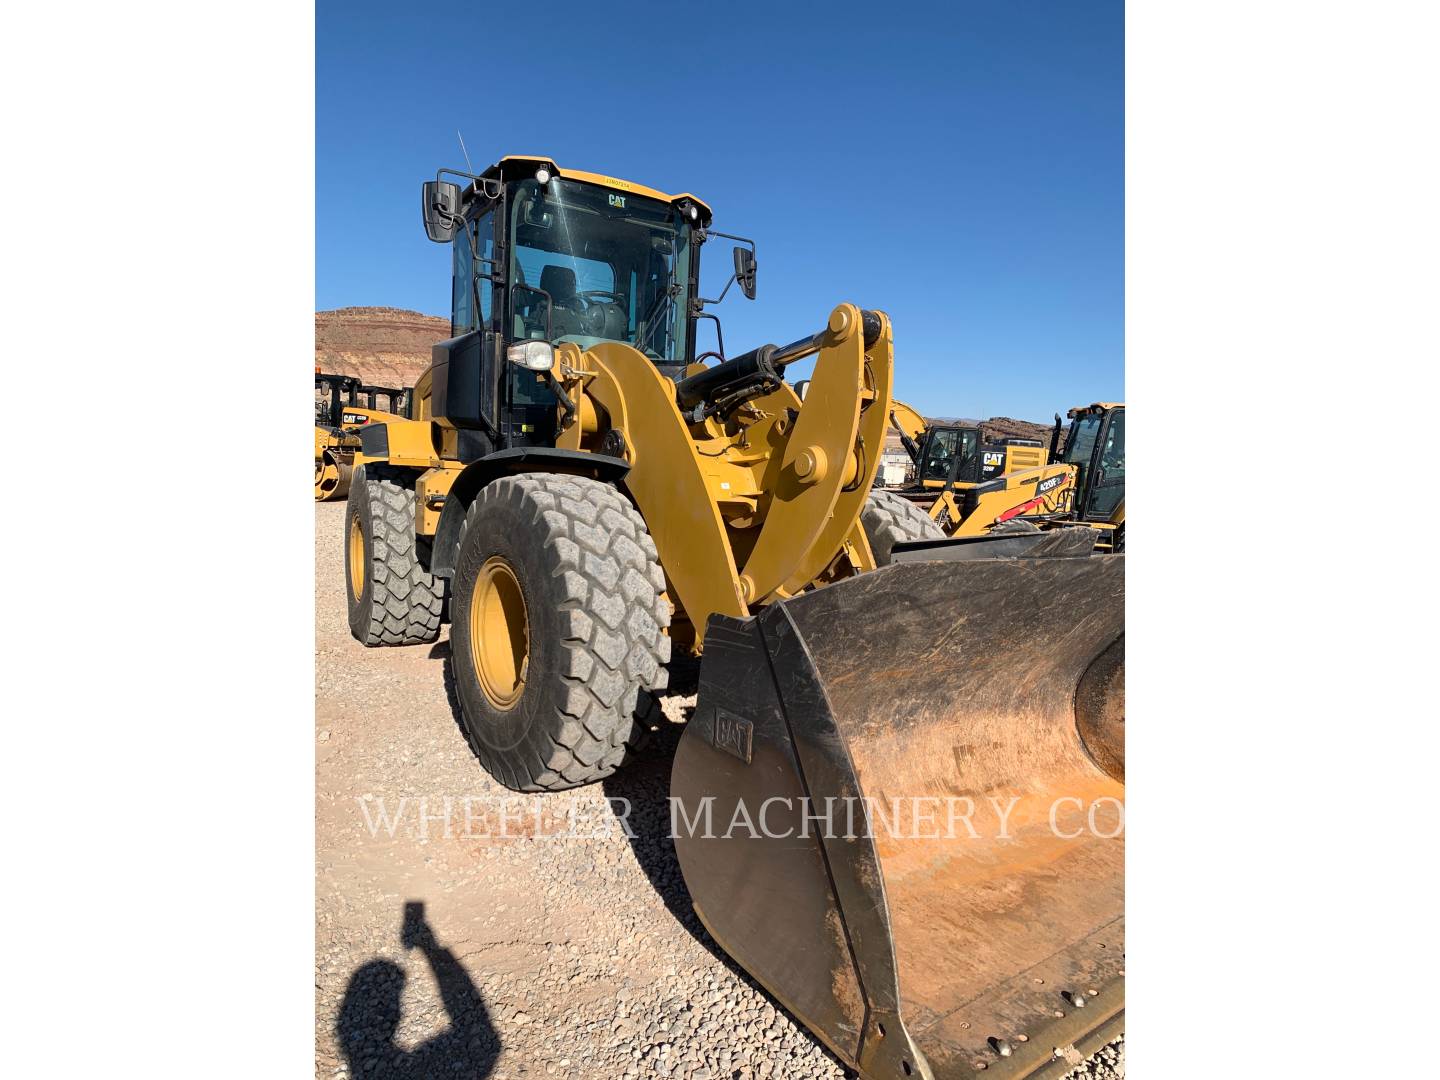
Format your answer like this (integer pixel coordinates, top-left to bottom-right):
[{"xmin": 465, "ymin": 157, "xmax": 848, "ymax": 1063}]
[
  {"xmin": 450, "ymin": 473, "xmax": 671, "ymax": 792},
  {"xmin": 345, "ymin": 464, "xmax": 444, "ymax": 646},
  {"xmin": 861, "ymin": 489, "xmax": 947, "ymax": 565}
]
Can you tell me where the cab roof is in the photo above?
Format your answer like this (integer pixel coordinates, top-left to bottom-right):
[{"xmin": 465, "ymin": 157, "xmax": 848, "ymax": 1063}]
[
  {"xmin": 1068, "ymin": 402, "xmax": 1126, "ymax": 417},
  {"xmin": 488, "ymin": 155, "xmax": 713, "ymax": 225}
]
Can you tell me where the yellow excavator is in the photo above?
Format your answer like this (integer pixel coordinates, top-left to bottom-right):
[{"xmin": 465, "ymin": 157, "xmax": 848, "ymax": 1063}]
[
  {"xmin": 314, "ymin": 372, "xmax": 410, "ymax": 501},
  {"xmin": 863, "ymin": 400, "xmax": 1078, "ymax": 563},
  {"xmin": 344, "ymin": 154, "xmax": 1124, "ymax": 1078},
  {"xmin": 1044, "ymin": 402, "xmax": 1125, "ymax": 552}
]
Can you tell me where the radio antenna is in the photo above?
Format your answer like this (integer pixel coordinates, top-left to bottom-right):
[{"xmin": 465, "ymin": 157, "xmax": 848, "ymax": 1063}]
[{"xmin": 457, "ymin": 130, "xmax": 475, "ymax": 175}]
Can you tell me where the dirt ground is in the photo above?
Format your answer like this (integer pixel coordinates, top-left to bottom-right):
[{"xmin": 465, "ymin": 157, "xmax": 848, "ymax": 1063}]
[{"xmin": 314, "ymin": 501, "xmax": 1123, "ymax": 1079}]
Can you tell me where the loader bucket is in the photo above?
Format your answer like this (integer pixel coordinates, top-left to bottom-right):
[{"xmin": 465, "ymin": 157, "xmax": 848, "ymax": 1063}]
[{"xmin": 672, "ymin": 549, "xmax": 1124, "ymax": 1080}]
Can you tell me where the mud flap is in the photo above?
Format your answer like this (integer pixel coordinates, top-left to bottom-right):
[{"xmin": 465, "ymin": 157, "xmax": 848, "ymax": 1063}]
[{"xmin": 672, "ymin": 551, "xmax": 1124, "ymax": 1079}]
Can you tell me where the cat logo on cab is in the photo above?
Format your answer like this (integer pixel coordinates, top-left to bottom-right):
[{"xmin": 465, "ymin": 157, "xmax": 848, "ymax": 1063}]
[{"xmin": 608, "ymin": 193, "xmax": 626, "ymax": 208}]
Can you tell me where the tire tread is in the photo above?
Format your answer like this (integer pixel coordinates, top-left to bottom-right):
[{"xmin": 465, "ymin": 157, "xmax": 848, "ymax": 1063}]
[
  {"xmin": 459, "ymin": 473, "xmax": 670, "ymax": 792},
  {"xmin": 351, "ymin": 465, "xmax": 444, "ymax": 646},
  {"xmin": 861, "ymin": 489, "xmax": 947, "ymax": 565}
]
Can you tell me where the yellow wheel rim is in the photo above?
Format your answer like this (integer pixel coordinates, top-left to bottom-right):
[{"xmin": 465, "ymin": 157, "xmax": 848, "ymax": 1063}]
[
  {"xmin": 347, "ymin": 515, "xmax": 365, "ymax": 602},
  {"xmin": 470, "ymin": 556, "xmax": 529, "ymax": 710}
]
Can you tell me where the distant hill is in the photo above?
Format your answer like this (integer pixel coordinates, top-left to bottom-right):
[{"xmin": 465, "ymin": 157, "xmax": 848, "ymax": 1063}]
[
  {"xmin": 314, "ymin": 307, "xmax": 447, "ymax": 387},
  {"xmin": 882, "ymin": 414, "xmax": 1059, "ymax": 454},
  {"xmin": 979, "ymin": 416, "xmax": 1058, "ymax": 448}
]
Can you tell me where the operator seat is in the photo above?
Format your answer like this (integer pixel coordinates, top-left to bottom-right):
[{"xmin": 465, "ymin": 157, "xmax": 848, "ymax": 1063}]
[{"xmin": 539, "ymin": 265, "xmax": 584, "ymax": 338}]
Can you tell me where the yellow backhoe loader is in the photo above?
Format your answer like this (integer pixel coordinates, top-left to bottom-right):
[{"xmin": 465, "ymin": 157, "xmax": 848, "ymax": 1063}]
[
  {"xmin": 345, "ymin": 154, "xmax": 1125, "ymax": 1078},
  {"xmin": 1043, "ymin": 403, "xmax": 1125, "ymax": 552},
  {"xmin": 315, "ymin": 372, "xmax": 410, "ymax": 501},
  {"xmin": 863, "ymin": 401, "xmax": 1078, "ymax": 563}
]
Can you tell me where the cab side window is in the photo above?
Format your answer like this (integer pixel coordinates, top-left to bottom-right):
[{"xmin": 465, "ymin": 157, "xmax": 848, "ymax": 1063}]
[
  {"xmin": 1098, "ymin": 410, "xmax": 1125, "ymax": 477},
  {"xmin": 451, "ymin": 211, "xmax": 495, "ymax": 335}
]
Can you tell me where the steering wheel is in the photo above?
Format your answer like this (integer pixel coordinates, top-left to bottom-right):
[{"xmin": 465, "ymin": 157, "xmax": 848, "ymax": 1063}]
[
  {"xmin": 572, "ymin": 291, "xmax": 623, "ymax": 335},
  {"xmin": 576, "ymin": 290, "xmax": 624, "ymax": 308}
]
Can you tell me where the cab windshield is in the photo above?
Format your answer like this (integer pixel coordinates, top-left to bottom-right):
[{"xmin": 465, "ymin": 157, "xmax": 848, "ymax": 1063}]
[{"xmin": 508, "ymin": 178, "xmax": 693, "ymax": 366}]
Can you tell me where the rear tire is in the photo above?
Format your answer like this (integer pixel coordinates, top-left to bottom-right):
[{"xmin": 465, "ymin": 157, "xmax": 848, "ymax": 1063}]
[
  {"xmin": 450, "ymin": 473, "xmax": 671, "ymax": 792},
  {"xmin": 862, "ymin": 489, "xmax": 946, "ymax": 566},
  {"xmin": 346, "ymin": 464, "xmax": 444, "ymax": 646}
]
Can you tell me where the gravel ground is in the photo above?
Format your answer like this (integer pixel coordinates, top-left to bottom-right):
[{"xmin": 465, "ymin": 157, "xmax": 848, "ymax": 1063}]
[{"xmin": 315, "ymin": 501, "xmax": 1122, "ymax": 1078}]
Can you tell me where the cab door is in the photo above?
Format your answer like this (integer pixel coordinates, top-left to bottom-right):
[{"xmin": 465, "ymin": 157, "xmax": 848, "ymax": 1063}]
[
  {"xmin": 441, "ymin": 206, "xmax": 512, "ymax": 450},
  {"xmin": 1082, "ymin": 408, "xmax": 1125, "ymax": 522}
]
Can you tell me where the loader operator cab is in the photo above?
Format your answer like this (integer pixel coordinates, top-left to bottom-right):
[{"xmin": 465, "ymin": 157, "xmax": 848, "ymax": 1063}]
[
  {"xmin": 315, "ymin": 373, "xmax": 362, "ymax": 430},
  {"xmin": 915, "ymin": 424, "xmax": 982, "ymax": 488},
  {"xmin": 423, "ymin": 157, "xmax": 757, "ymax": 460},
  {"xmin": 508, "ymin": 177, "xmax": 694, "ymax": 371},
  {"xmin": 1054, "ymin": 403, "xmax": 1125, "ymax": 522}
]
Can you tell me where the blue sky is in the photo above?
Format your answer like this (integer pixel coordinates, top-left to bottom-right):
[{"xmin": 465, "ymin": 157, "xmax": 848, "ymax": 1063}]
[{"xmin": 318, "ymin": 0, "xmax": 1122, "ymax": 422}]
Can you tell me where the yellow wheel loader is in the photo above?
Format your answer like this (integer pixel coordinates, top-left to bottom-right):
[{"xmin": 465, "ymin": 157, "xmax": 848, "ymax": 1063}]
[
  {"xmin": 347, "ymin": 154, "xmax": 1125, "ymax": 1079},
  {"xmin": 1044, "ymin": 403, "xmax": 1125, "ymax": 552},
  {"xmin": 864, "ymin": 401, "xmax": 1078, "ymax": 563},
  {"xmin": 315, "ymin": 372, "xmax": 410, "ymax": 501}
]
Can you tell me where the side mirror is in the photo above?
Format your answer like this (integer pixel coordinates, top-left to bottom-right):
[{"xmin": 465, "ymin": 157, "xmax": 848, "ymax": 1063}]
[
  {"xmin": 422, "ymin": 180, "xmax": 463, "ymax": 243},
  {"xmin": 733, "ymin": 246, "xmax": 757, "ymax": 300}
]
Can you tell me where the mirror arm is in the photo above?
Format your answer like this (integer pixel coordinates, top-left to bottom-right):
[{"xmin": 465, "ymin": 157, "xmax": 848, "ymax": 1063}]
[
  {"xmin": 696, "ymin": 273, "xmax": 737, "ymax": 309},
  {"xmin": 707, "ymin": 229, "xmax": 756, "ymax": 250},
  {"xmin": 696, "ymin": 229, "xmax": 758, "ymax": 307},
  {"xmin": 437, "ymin": 167, "xmax": 501, "ymax": 200}
]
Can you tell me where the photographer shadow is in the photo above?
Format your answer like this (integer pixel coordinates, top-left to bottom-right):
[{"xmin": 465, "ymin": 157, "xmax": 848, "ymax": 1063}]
[{"xmin": 336, "ymin": 901, "xmax": 499, "ymax": 1079}]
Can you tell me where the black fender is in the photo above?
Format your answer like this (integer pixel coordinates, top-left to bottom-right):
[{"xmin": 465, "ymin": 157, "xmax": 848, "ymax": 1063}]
[
  {"xmin": 429, "ymin": 448, "xmax": 631, "ymax": 579},
  {"xmin": 357, "ymin": 423, "xmax": 389, "ymax": 457}
]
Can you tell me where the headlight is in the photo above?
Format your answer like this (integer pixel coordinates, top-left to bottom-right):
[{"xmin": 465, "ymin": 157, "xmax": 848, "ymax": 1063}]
[
  {"xmin": 507, "ymin": 341, "xmax": 555, "ymax": 371},
  {"xmin": 535, "ymin": 166, "xmax": 552, "ymax": 185}
]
